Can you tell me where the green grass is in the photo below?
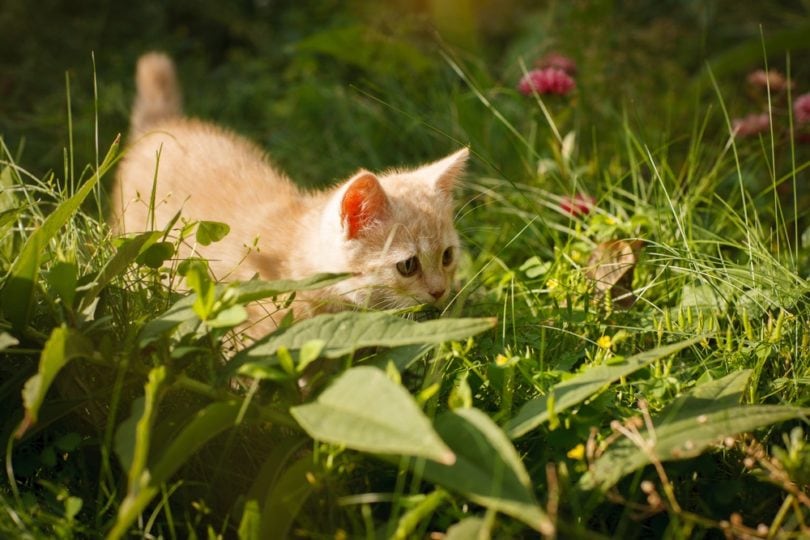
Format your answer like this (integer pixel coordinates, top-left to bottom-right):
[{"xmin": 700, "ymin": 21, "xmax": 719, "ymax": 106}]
[{"xmin": 2, "ymin": 2, "xmax": 810, "ymax": 538}]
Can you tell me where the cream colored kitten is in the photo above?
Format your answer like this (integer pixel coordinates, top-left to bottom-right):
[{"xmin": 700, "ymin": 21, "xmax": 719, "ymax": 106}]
[{"xmin": 111, "ymin": 52, "xmax": 468, "ymax": 336}]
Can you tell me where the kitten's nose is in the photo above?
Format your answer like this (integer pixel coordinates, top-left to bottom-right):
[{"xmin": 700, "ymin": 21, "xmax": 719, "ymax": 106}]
[{"xmin": 429, "ymin": 288, "xmax": 446, "ymax": 300}]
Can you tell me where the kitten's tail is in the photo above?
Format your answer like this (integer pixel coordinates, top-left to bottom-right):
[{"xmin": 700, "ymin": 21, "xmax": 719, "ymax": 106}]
[{"xmin": 130, "ymin": 52, "xmax": 183, "ymax": 137}]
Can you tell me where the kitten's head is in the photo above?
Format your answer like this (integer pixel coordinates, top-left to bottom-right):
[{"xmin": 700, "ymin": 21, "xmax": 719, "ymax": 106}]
[{"xmin": 329, "ymin": 148, "xmax": 468, "ymax": 311}]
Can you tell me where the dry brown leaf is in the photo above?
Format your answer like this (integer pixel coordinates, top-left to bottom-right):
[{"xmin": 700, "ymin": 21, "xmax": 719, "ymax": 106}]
[{"xmin": 585, "ymin": 239, "xmax": 643, "ymax": 308}]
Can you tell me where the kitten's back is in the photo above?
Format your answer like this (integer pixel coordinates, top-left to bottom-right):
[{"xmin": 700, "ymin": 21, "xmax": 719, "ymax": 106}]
[{"xmin": 111, "ymin": 53, "xmax": 306, "ymax": 282}]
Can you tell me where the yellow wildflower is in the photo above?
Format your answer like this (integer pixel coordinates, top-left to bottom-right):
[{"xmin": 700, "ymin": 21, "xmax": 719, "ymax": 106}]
[
  {"xmin": 596, "ymin": 335, "xmax": 612, "ymax": 350},
  {"xmin": 567, "ymin": 444, "xmax": 585, "ymax": 460}
]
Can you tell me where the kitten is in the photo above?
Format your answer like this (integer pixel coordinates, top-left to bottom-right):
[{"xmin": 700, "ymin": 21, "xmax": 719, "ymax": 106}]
[{"xmin": 111, "ymin": 52, "xmax": 468, "ymax": 336}]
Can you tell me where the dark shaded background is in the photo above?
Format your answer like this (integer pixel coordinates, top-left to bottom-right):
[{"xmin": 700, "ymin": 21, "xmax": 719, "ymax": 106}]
[{"xmin": 1, "ymin": 0, "xmax": 809, "ymax": 188}]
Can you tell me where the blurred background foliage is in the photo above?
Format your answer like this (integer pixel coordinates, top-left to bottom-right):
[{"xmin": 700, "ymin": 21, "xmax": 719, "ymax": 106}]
[{"xmin": 1, "ymin": 0, "xmax": 809, "ymax": 188}]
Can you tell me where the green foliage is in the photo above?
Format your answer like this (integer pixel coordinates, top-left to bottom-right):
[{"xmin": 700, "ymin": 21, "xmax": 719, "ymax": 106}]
[
  {"xmin": 423, "ymin": 408, "xmax": 554, "ymax": 534},
  {"xmin": 255, "ymin": 452, "xmax": 318, "ymax": 539},
  {"xmin": 18, "ymin": 327, "xmax": 93, "ymax": 437},
  {"xmin": 2, "ymin": 2, "xmax": 810, "ymax": 538},
  {"xmin": 506, "ymin": 336, "xmax": 708, "ymax": 438},
  {"xmin": 235, "ymin": 311, "xmax": 496, "ymax": 371},
  {"xmin": 291, "ymin": 366, "xmax": 456, "ymax": 464},
  {"xmin": 1, "ymin": 137, "xmax": 118, "ymax": 329},
  {"xmin": 138, "ymin": 272, "xmax": 349, "ymax": 347},
  {"xmin": 111, "ymin": 400, "xmax": 244, "ymax": 539},
  {"xmin": 195, "ymin": 221, "xmax": 230, "ymax": 247},
  {"xmin": 581, "ymin": 371, "xmax": 810, "ymax": 491}
]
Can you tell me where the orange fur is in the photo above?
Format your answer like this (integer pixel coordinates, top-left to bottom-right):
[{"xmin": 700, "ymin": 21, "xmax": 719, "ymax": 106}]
[{"xmin": 111, "ymin": 52, "xmax": 469, "ymax": 337}]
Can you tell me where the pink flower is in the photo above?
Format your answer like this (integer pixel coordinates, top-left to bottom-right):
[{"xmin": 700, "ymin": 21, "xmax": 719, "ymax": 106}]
[
  {"xmin": 746, "ymin": 69, "xmax": 792, "ymax": 92},
  {"xmin": 560, "ymin": 193, "xmax": 595, "ymax": 217},
  {"xmin": 732, "ymin": 113, "xmax": 770, "ymax": 137},
  {"xmin": 794, "ymin": 93, "xmax": 810, "ymax": 124},
  {"xmin": 535, "ymin": 52, "xmax": 577, "ymax": 75},
  {"xmin": 518, "ymin": 68, "xmax": 575, "ymax": 96}
]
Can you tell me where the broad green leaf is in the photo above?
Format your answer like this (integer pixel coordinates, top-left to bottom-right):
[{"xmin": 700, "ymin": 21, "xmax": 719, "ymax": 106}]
[
  {"xmin": 274, "ymin": 347, "xmax": 296, "ymax": 376},
  {"xmin": 0, "ymin": 137, "xmax": 118, "ymax": 330},
  {"xmin": 0, "ymin": 332, "xmax": 19, "ymax": 351},
  {"xmin": 235, "ymin": 311, "xmax": 496, "ymax": 367},
  {"xmin": 236, "ymin": 363, "xmax": 289, "ymax": 382},
  {"xmin": 1, "ymin": 233, "xmax": 41, "ymax": 332},
  {"xmin": 679, "ymin": 283, "xmax": 728, "ymax": 311},
  {"xmin": 448, "ymin": 371, "xmax": 473, "ymax": 410},
  {"xmin": 138, "ymin": 294, "xmax": 198, "ymax": 347},
  {"xmin": 229, "ymin": 272, "xmax": 349, "ymax": 304},
  {"xmin": 182, "ymin": 259, "xmax": 215, "ymax": 320},
  {"xmin": 422, "ymin": 408, "xmax": 554, "ymax": 535},
  {"xmin": 297, "ymin": 339, "xmax": 325, "ymax": 372},
  {"xmin": 135, "ymin": 241, "xmax": 174, "ymax": 269},
  {"xmin": 207, "ymin": 304, "xmax": 248, "ymax": 328},
  {"xmin": 370, "ymin": 343, "xmax": 433, "ymax": 372},
  {"xmin": 290, "ymin": 366, "xmax": 455, "ymax": 465},
  {"xmin": 114, "ymin": 367, "xmax": 166, "ymax": 484},
  {"xmin": 446, "ymin": 517, "xmax": 486, "ymax": 540},
  {"xmin": 506, "ymin": 336, "xmax": 705, "ymax": 439},
  {"xmin": 169, "ymin": 346, "xmax": 208, "ymax": 360},
  {"xmin": 151, "ymin": 401, "xmax": 243, "ymax": 481},
  {"xmin": 78, "ymin": 231, "xmax": 162, "ymax": 311},
  {"xmin": 580, "ymin": 371, "xmax": 810, "ymax": 491},
  {"xmin": 196, "ymin": 220, "xmax": 230, "ymax": 246},
  {"xmin": 109, "ymin": 401, "xmax": 242, "ymax": 540},
  {"xmin": 247, "ymin": 437, "xmax": 308, "ymax": 503},
  {"xmin": 0, "ymin": 206, "xmax": 23, "ymax": 232},
  {"xmin": 662, "ymin": 369, "xmax": 753, "ymax": 413},
  {"xmin": 64, "ymin": 496, "xmax": 82, "ymax": 521},
  {"xmin": 238, "ymin": 499, "xmax": 261, "ymax": 540},
  {"xmin": 47, "ymin": 260, "xmax": 78, "ymax": 308},
  {"xmin": 137, "ymin": 273, "xmax": 348, "ymax": 347},
  {"xmin": 260, "ymin": 453, "xmax": 317, "ymax": 538},
  {"xmin": 17, "ymin": 326, "xmax": 92, "ymax": 438},
  {"xmin": 520, "ymin": 256, "xmax": 551, "ymax": 279},
  {"xmin": 54, "ymin": 432, "xmax": 82, "ymax": 452}
]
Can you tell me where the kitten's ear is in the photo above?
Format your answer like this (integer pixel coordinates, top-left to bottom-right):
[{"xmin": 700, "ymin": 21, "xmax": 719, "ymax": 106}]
[
  {"xmin": 425, "ymin": 147, "xmax": 469, "ymax": 196},
  {"xmin": 340, "ymin": 171, "xmax": 389, "ymax": 239}
]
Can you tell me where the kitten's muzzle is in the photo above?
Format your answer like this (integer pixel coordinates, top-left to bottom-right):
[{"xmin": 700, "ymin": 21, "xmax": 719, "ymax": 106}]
[{"xmin": 429, "ymin": 288, "xmax": 446, "ymax": 301}]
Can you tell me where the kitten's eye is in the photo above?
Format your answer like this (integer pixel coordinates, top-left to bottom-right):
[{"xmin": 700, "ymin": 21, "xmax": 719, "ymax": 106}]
[
  {"xmin": 442, "ymin": 247, "xmax": 454, "ymax": 266},
  {"xmin": 396, "ymin": 256, "xmax": 420, "ymax": 277}
]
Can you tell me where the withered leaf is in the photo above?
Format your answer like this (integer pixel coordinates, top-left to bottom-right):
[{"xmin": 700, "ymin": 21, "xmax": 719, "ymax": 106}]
[{"xmin": 585, "ymin": 239, "xmax": 643, "ymax": 308}]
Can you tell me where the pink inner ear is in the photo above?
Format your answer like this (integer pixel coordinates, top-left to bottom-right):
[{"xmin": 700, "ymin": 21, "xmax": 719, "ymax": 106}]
[{"xmin": 340, "ymin": 172, "xmax": 388, "ymax": 239}]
